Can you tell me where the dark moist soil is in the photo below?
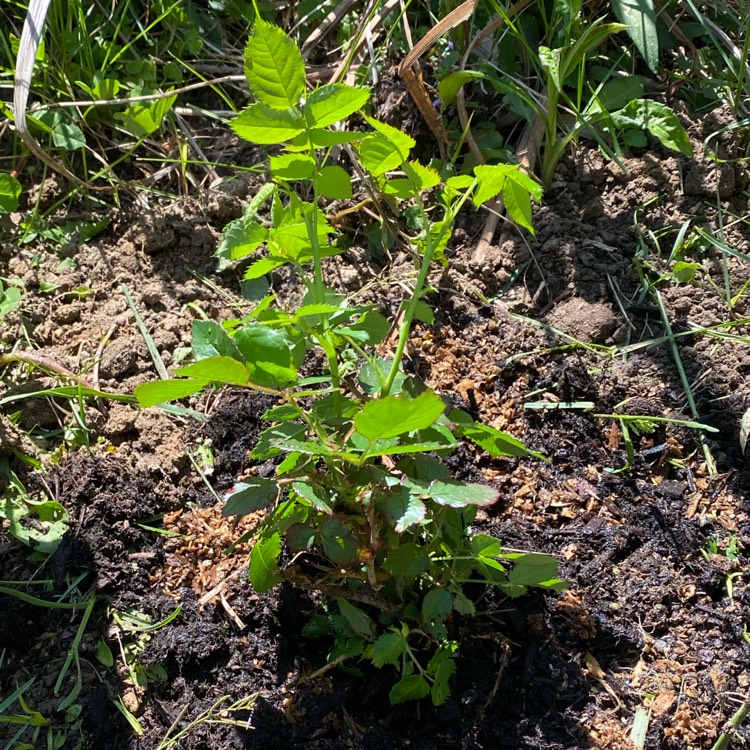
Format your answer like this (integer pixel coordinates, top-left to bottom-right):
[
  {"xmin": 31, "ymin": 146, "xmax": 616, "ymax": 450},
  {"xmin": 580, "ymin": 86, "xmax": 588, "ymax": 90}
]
[{"xmin": 2, "ymin": 98, "xmax": 750, "ymax": 749}]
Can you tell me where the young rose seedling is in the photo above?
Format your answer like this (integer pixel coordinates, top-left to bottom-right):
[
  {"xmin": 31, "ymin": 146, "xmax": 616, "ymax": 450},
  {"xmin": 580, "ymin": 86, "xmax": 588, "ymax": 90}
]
[{"xmin": 136, "ymin": 18, "xmax": 563, "ymax": 704}]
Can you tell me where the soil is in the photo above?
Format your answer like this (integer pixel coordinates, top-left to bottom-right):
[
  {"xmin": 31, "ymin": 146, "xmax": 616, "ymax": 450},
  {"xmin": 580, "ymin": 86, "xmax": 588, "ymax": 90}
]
[{"xmin": 2, "ymin": 90, "xmax": 750, "ymax": 750}]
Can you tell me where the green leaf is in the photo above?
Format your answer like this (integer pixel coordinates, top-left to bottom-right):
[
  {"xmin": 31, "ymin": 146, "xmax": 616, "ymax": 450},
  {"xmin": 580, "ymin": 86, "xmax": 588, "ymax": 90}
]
[
  {"xmin": 413, "ymin": 300, "xmax": 434, "ymax": 324},
  {"xmin": 428, "ymin": 479, "xmax": 499, "ymax": 508},
  {"xmin": 430, "ymin": 657, "xmax": 456, "ymax": 706},
  {"xmin": 232, "ymin": 103, "xmax": 305, "ymax": 145},
  {"xmin": 0, "ymin": 173, "xmax": 22, "ymax": 213},
  {"xmin": 134, "ymin": 379, "xmax": 204, "ymax": 407},
  {"xmin": 291, "ymin": 481, "xmax": 333, "ymax": 514},
  {"xmin": 672, "ymin": 260, "xmax": 699, "ymax": 283},
  {"xmin": 359, "ymin": 133, "xmax": 404, "ymax": 176},
  {"xmin": 234, "ymin": 323, "xmax": 296, "ymax": 388},
  {"xmin": 502, "ymin": 176, "xmax": 534, "ymax": 234},
  {"xmin": 611, "ymin": 99, "xmax": 693, "ymax": 156},
  {"xmin": 471, "ymin": 533, "xmax": 502, "ymax": 557},
  {"xmin": 404, "ymin": 161, "xmax": 441, "ymax": 190},
  {"xmin": 321, "ymin": 518, "xmax": 360, "ymax": 564},
  {"xmin": 422, "ymin": 587, "xmax": 452, "ymax": 623},
  {"xmin": 218, "ymin": 216, "xmax": 268, "ymax": 261},
  {"xmin": 438, "ymin": 70, "xmax": 488, "ymax": 106},
  {"xmin": 355, "ymin": 391, "xmax": 445, "ymax": 441},
  {"xmin": 508, "ymin": 553, "xmax": 559, "ymax": 586},
  {"xmin": 383, "ymin": 543, "xmax": 430, "ymax": 577},
  {"xmin": 245, "ymin": 257, "xmax": 287, "ymax": 279},
  {"xmin": 363, "ymin": 115, "xmax": 415, "ymax": 159},
  {"xmin": 95, "ymin": 639, "xmax": 114, "ymax": 668},
  {"xmin": 252, "ymin": 422, "xmax": 307, "ymax": 459},
  {"xmin": 192, "ymin": 321, "xmax": 243, "ymax": 362},
  {"xmin": 382, "ymin": 487, "xmax": 426, "ymax": 532},
  {"xmin": 175, "ymin": 356, "xmax": 249, "ymax": 385},
  {"xmin": 338, "ymin": 311, "xmax": 390, "ymax": 345},
  {"xmin": 304, "ymin": 84, "xmax": 370, "ymax": 128},
  {"xmin": 473, "ymin": 163, "xmax": 514, "ymax": 205},
  {"xmin": 612, "ymin": 0, "xmax": 659, "ymax": 73},
  {"xmin": 337, "ymin": 598, "xmax": 375, "ymax": 637},
  {"xmin": 390, "ymin": 674, "xmax": 430, "ymax": 704},
  {"xmin": 222, "ymin": 478, "xmax": 279, "ymax": 516},
  {"xmin": 585, "ymin": 76, "xmax": 645, "ymax": 116},
  {"xmin": 372, "ymin": 632, "xmax": 406, "ymax": 667},
  {"xmin": 315, "ymin": 165, "xmax": 352, "ymax": 199},
  {"xmin": 539, "ymin": 46, "xmax": 562, "ymax": 91},
  {"xmin": 249, "ymin": 533, "xmax": 282, "ymax": 592},
  {"xmin": 460, "ymin": 423, "xmax": 544, "ymax": 460},
  {"xmin": 269, "ymin": 153, "xmax": 316, "ymax": 180},
  {"xmin": 244, "ymin": 20, "xmax": 305, "ymax": 109}
]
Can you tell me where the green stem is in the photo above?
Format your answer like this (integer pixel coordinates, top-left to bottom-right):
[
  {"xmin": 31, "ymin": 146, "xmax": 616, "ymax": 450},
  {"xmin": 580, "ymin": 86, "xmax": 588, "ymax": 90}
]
[
  {"xmin": 711, "ymin": 698, "xmax": 750, "ymax": 750},
  {"xmin": 383, "ymin": 182, "xmax": 476, "ymax": 396}
]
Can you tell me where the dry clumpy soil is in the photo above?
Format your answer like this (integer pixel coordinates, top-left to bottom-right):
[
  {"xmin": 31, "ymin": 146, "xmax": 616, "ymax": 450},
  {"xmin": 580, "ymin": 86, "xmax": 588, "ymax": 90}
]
[{"xmin": 2, "ymin": 103, "xmax": 750, "ymax": 750}]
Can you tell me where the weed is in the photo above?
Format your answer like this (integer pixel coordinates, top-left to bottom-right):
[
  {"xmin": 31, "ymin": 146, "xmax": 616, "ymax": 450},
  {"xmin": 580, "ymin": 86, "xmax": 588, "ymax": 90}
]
[{"xmin": 136, "ymin": 17, "xmax": 563, "ymax": 704}]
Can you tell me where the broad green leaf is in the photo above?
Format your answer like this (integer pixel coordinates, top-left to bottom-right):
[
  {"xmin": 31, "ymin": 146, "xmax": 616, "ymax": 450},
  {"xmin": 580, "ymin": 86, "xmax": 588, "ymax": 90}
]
[
  {"xmin": 135, "ymin": 379, "xmax": 204, "ymax": 407},
  {"xmin": 0, "ymin": 173, "xmax": 22, "ymax": 213},
  {"xmin": 473, "ymin": 163, "xmax": 514, "ymax": 205},
  {"xmin": 175, "ymin": 356, "xmax": 249, "ymax": 385},
  {"xmin": 217, "ymin": 216, "xmax": 268, "ymax": 260},
  {"xmin": 381, "ymin": 486, "xmax": 426, "ymax": 532},
  {"xmin": 404, "ymin": 161, "xmax": 441, "ymax": 190},
  {"xmin": 337, "ymin": 598, "xmax": 375, "ymax": 637},
  {"xmin": 672, "ymin": 260, "xmax": 699, "ymax": 283},
  {"xmin": 355, "ymin": 391, "xmax": 445, "ymax": 441},
  {"xmin": 422, "ymin": 587, "xmax": 452, "ymax": 623},
  {"xmin": 222, "ymin": 478, "xmax": 279, "ymax": 516},
  {"xmin": 304, "ymin": 84, "xmax": 370, "ymax": 128},
  {"xmin": 502, "ymin": 177, "xmax": 534, "ymax": 234},
  {"xmin": 315, "ymin": 165, "xmax": 352, "ymax": 199},
  {"xmin": 291, "ymin": 480, "xmax": 333, "ymax": 514},
  {"xmin": 612, "ymin": 0, "xmax": 659, "ymax": 73},
  {"xmin": 438, "ymin": 70, "xmax": 488, "ymax": 106},
  {"xmin": 245, "ymin": 257, "xmax": 286, "ymax": 279},
  {"xmin": 249, "ymin": 533, "xmax": 282, "ymax": 592},
  {"xmin": 321, "ymin": 518, "xmax": 360, "ymax": 564},
  {"xmin": 612, "ymin": 99, "xmax": 693, "ymax": 156},
  {"xmin": 383, "ymin": 543, "xmax": 430, "ymax": 577},
  {"xmin": 452, "ymin": 590, "xmax": 476, "ymax": 616},
  {"xmin": 372, "ymin": 632, "xmax": 406, "ymax": 667},
  {"xmin": 431, "ymin": 657, "xmax": 456, "ymax": 706},
  {"xmin": 269, "ymin": 153, "xmax": 316, "ymax": 180},
  {"xmin": 363, "ymin": 115, "xmax": 415, "ymax": 159},
  {"xmin": 232, "ymin": 103, "xmax": 304, "ymax": 145},
  {"xmin": 585, "ymin": 76, "xmax": 645, "ymax": 116},
  {"xmin": 186, "ymin": 323, "xmax": 245, "ymax": 365},
  {"xmin": 446, "ymin": 175, "xmax": 475, "ymax": 189},
  {"xmin": 471, "ymin": 533, "xmax": 502, "ymax": 558},
  {"xmin": 383, "ymin": 178, "xmax": 417, "ymax": 200},
  {"xmin": 4, "ymin": 498, "xmax": 68, "ymax": 553},
  {"xmin": 413, "ymin": 301, "xmax": 434, "ymax": 324},
  {"xmin": 244, "ymin": 20, "xmax": 305, "ymax": 109},
  {"xmin": 359, "ymin": 133, "xmax": 404, "ymax": 176},
  {"xmin": 113, "ymin": 95, "xmax": 176, "ymax": 138},
  {"xmin": 507, "ymin": 553, "xmax": 559, "ymax": 586},
  {"xmin": 460, "ymin": 423, "xmax": 545, "ymax": 460},
  {"xmin": 338, "ymin": 311, "xmax": 390, "ymax": 345},
  {"xmin": 428, "ymin": 479, "xmax": 499, "ymax": 508},
  {"xmin": 390, "ymin": 674, "xmax": 430, "ymax": 704},
  {"xmin": 287, "ymin": 523, "xmax": 315, "ymax": 550},
  {"xmin": 506, "ymin": 167, "xmax": 543, "ymax": 203},
  {"xmin": 234, "ymin": 323, "xmax": 296, "ymax": 387}
]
